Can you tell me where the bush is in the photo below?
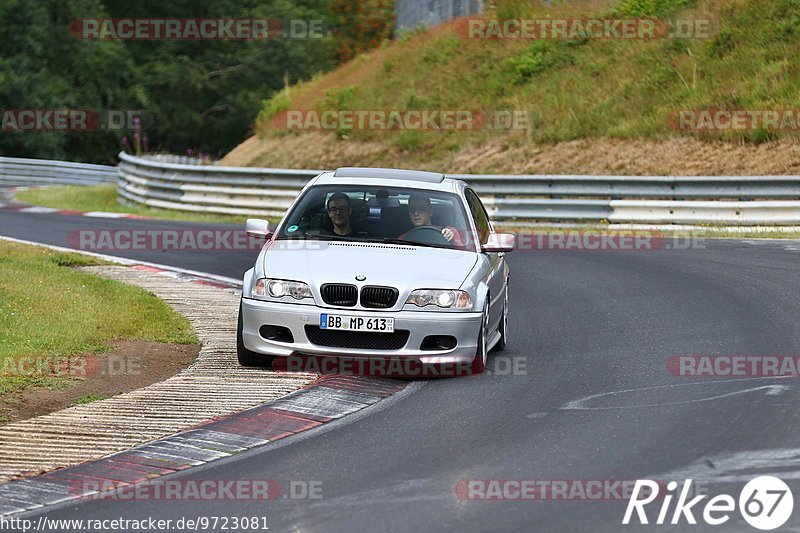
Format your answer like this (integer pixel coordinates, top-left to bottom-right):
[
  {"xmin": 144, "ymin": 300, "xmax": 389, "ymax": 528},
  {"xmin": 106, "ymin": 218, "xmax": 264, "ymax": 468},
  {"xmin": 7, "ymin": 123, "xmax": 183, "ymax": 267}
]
[
  {"xmin": 617, "ymin": 0, "xmax": 695, "ymax": 18},
  {"xmin": 506, "ymin": 42, "xmax": 574, "ymax": 84},
  {"xmin": 331, "ymin": 0, "xmax": 395, "ymax": 62},
  {"xmin": 257, "ymin": 89, "xmax": 292, "ymax": 124}
]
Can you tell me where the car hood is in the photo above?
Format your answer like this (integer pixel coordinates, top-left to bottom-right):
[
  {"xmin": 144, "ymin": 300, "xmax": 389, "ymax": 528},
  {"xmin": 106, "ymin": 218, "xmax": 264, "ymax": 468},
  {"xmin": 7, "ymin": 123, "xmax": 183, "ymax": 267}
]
[{"xmin": 262, "ymin": 239, "xmax": 478, "ymax": 289}]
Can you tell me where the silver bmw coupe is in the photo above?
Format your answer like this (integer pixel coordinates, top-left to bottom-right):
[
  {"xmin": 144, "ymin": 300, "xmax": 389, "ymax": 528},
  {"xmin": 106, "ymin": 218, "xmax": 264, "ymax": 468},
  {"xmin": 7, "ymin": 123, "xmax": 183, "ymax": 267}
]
[{"xmin": 238, "ymin": 167, "xmax": 514, "ymax": 375}]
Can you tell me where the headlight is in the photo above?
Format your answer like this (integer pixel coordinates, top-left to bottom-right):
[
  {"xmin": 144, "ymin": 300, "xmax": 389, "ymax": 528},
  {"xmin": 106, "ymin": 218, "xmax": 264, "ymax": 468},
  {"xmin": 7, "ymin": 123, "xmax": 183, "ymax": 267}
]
[
  {"xmin": 406, "ymin": 289, "xmax": 473, "ymax": 309},
  {"xmin": 252, "ymin": 278, "xmax": 313, "ymax": 300}
]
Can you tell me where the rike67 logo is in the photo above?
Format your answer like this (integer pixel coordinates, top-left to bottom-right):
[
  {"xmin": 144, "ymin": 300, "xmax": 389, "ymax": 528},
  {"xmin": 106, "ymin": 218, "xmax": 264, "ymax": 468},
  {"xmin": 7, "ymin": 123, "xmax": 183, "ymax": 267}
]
[{"xmin": 623, "ymin": 477, "xmax": 793, "ymax": 530}]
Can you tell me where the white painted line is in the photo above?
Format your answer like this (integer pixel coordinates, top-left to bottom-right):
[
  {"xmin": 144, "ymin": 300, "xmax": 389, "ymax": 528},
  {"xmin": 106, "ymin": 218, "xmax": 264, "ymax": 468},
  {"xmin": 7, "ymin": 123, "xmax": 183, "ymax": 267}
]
[
  {"xmin": 19, "ymin": 206, "xmax": 58, "ymax": 214},
  {"xmin": 155, "ymin": 270, "xmax": 182, "ymax": 279},
  {"xmin": 0, "ymin": 234, "xmax": 242, "ymax": 287},
  {"xmin": 652, "ymin": 448, "xmax": 800, "ymax": 483},
  {"xmin": 269, "ymin": 388, "xmax": 371, "ymax": 419},
  {"xmin": 82, "ymin": 211, "xmax": 130, "ymax": 218},
  {"xmin": 559, "ymin": 377, "xmax": 793, "ymax": 410}
]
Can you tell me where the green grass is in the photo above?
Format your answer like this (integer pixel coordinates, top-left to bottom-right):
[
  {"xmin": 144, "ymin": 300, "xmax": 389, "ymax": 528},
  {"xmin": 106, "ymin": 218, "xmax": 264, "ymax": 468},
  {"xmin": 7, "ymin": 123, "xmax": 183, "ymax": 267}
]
[
  {"xmin": 74, "ymin": 394, "xmax": 104, "ymax": 405},
  {"xmin": 15, "ymin": 185, "xmax": 256, "ymax": 225},
  {"xmin": 253, "ymin": 0, "xmax": 800, "ymax": 162},
  {"xmin": 0, "ymin": 241, "xmax": 197, "ymax": 398}
]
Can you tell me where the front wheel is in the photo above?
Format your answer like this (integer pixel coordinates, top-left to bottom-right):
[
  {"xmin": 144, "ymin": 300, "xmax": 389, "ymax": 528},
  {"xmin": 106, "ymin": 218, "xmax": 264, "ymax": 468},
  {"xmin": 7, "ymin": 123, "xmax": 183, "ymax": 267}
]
[
  {"xmin": 470, "ymin": 301, "xmax": 489, "ymax": 374},
  {"xmin": 494, "ymin": 288, "xmax": 508, "ymax": 352},
  {"xmin": 237, "ymin": 303, "xmax": 275, "ymax": 368}
]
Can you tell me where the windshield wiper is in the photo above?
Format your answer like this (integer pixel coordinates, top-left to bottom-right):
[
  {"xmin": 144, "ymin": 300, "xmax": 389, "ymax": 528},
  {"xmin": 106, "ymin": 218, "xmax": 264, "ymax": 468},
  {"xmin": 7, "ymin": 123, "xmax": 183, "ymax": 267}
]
[
  {"xmin": 380, "ymin": 238, "xmax": 452, "ymax": 249},
  {"xmin": 279, "ymin": 235, "xmax": 453, "ymax": 249},
  {"xmin": 311, "ymin": 235, "xmax": 364, "ymax": 242},
  {"xmin": 277, "ymin": 234, "xmax": 361, "ymax": 242}
]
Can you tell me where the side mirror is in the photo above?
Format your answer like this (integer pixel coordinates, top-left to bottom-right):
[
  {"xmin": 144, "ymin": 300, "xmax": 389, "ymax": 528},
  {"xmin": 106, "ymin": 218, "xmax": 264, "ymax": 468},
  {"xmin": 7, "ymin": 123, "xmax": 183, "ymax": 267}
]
[
  {"xmin": 245, "ymin": 218, "xmax": 273, "ymax": 239},
  {"xmin": 481, "ymin": 233, "xmax": 515, "ymax": 253}
]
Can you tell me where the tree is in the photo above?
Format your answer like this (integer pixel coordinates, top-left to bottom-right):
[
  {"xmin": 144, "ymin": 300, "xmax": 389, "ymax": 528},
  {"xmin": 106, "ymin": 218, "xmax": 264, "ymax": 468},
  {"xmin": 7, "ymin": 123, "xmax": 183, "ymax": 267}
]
[
  {"xmin": 331, "ymin": 0, "xmax": 394, "ymax": 62},
  {"xmin": 0, "ymin": 0, "xmax": 336, "ymax": 163}
]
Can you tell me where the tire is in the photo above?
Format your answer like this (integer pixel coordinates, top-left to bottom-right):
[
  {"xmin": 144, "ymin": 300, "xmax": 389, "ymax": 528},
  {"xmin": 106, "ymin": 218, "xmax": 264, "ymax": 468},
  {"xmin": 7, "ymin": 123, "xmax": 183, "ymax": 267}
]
[
  {"xmin": 237, "ymin": 303, "xmax": 275, "ymax": 368},
  {"xmin": 494, "ymin": 287, "xmax": 508, "ymax": 352},
  {"xmin": 470, "ymin": 300, "xmax": 489, "ymax": 374}
]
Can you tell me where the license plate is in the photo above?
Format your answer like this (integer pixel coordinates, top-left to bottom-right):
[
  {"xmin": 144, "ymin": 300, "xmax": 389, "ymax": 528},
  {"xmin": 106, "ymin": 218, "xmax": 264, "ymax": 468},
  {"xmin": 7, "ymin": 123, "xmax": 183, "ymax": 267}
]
[{"xmin": 319, "ymin": 313, "xmax": 394, "ymax": 333}]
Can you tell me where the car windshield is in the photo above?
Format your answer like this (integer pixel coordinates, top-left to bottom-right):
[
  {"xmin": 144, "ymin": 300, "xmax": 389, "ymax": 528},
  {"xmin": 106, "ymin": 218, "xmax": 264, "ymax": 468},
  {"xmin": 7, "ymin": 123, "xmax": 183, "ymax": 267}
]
[{"xmin": 276, "ymin": 185, "xmax": 474, "ymax": 250}]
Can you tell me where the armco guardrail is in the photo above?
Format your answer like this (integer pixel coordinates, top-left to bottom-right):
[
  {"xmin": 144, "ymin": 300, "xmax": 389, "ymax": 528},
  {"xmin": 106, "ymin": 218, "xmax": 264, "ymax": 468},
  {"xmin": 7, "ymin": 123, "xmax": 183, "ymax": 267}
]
[
  {"xmin": 118, "ymin": 152, "xmax": 800, "ymax": 225},
  {"xmin": 118, "ymin": 152, "xmax": 321, "ymax": 218},
  {"xmin": 0, "ymin": 156, "xmax": 117, "ymax": 187}
]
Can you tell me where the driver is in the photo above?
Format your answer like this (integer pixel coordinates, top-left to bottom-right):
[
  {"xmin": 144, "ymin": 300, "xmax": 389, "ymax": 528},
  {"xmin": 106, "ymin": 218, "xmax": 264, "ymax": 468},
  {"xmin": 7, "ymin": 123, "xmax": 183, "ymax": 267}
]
[
  {"xmin": 400, "ymin": 193, "xmax": 464, "ymax": 246},
  {"xmin": 326, "ymin": 192, "xmax": 355, "ymax": 236}
]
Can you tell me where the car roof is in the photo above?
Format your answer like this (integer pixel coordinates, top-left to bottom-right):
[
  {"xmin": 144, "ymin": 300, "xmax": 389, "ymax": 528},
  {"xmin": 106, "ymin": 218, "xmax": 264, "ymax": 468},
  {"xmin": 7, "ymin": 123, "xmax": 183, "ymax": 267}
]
[
  {"xmin": 334, "ymin": 167, "xmax": 444, "ymax": 183},
  {"xmin": 313, "ymin": 168, "xmax": 466, "ymax": 193}
]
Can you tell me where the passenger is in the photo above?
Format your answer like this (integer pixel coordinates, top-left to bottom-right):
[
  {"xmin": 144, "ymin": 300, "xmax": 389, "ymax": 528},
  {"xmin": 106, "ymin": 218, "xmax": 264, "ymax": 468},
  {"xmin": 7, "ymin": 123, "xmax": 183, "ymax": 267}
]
[
  {"xmin": 400, "ymin": 194, "xmax": 464, "ymax": 246},
  {"xmin": 325, "ymin": 192, "xmax": 355, "ymax": 236}
]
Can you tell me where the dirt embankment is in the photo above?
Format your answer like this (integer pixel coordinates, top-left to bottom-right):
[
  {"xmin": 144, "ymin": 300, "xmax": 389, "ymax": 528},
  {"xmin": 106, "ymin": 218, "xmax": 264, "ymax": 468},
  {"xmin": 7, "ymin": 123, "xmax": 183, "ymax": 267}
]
[
  {"xmin": 0, "ymin": 341, "xmax": 199, "ymax": 425},
  {"xmin": 221, "ymin": 133, "xmax": 800, "ymax": 176}
]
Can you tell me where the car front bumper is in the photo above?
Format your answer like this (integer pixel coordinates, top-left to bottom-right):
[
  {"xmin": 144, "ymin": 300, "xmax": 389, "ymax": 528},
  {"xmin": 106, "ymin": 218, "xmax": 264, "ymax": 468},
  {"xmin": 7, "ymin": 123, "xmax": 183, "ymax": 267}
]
[{"xmin": 240, "ymin": 297, "xmax": 482, "ymax": 365}]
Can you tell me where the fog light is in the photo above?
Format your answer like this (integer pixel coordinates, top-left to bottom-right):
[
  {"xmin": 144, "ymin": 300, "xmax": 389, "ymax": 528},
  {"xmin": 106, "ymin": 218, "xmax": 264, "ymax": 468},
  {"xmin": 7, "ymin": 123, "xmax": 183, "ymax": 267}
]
[{"xmin": 420, "ymin": 335, "xmax": 457, "ymax": 351}]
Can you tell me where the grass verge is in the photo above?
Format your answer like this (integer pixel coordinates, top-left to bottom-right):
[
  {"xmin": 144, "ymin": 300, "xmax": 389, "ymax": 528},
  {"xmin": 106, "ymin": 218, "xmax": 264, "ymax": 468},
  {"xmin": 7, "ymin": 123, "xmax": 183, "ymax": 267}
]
[
  {"xmin": 75, "ymin": 394, "xmax": 105, "ymax": 405},
  {"xmin": 0, "ymin": 240, "xmax": 198, "ymax": 399},
  {"xmin": 256, "ymin": 0, "xmax": 800, "ymax": 146},
  {"xmin": 15, "ymin": 185, "xmax": 253, "ymax": 225}
]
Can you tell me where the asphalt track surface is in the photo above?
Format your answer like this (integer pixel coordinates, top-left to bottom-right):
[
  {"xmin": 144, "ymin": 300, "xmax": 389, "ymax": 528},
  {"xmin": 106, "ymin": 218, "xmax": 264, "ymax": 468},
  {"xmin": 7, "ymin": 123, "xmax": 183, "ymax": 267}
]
[
  {"xmin": 0, "ymin": 209, "xmax": 256, "ymax": 278},
  {"xmin": 3, "ymin": 207, "xmax": 800, "ymax": 532}
]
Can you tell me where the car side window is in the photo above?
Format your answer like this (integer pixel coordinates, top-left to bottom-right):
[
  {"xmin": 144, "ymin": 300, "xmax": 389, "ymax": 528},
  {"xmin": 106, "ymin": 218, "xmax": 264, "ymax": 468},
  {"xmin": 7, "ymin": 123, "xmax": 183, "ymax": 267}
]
[{"xmin": 465, "ymin": 189, "xmax": 491, "ymax": 245}]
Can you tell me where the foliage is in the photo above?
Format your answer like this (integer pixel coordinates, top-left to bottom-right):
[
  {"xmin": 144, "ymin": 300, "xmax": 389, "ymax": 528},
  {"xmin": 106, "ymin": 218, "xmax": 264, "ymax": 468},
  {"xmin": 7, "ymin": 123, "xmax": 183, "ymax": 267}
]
[
  {"xmin": 250, "ymin": 0, "xmax": 800, "ymax": 155},
  {"xmin": 330, "ymin": 0, "xmax": 394, "ymax": 62},
  {"xmin": 506, "ymin": 41, "xmax": 575, "ymax": 85},
  {"xmin": 0, "ymin": 0, "xmax": 336, "ymax": 163},
  {"xmin": 617, "ymin": 0, "xmax": 694, "ymax": 17}
]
